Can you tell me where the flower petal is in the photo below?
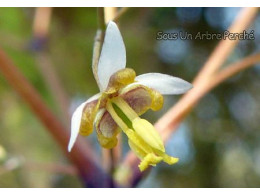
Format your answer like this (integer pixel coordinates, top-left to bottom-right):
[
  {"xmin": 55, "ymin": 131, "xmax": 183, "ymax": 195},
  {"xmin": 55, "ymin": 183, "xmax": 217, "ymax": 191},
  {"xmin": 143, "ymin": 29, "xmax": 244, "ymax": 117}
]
[
  {"xmin": 120, "ymin": 85, "xmax": 152, "ymax": 115},
  {"xmin": 97, "ymin": 21, "xmax": 126, "ymax": 91},
  {"xmin": 95, "ymin": 109, "xmax": 120, "ymax": 149},
  {"xmin": 120, "ymin": 84, "xmax": 164, "ymax": 113},
  {"xmin": 68, "ymin": 93, "xmax": 101, "ymax": 152},
  {"xmin": 135, "ymin": 73, "xmax": 192, "ymax": 95}
]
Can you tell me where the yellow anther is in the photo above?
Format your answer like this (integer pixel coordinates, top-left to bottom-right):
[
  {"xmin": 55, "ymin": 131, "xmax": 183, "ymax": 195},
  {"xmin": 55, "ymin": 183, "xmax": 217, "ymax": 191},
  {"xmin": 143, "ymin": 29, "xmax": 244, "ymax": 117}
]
[
  {"xmin": 132, "ymin": 118, "xmax": 165, "ymax": 152},
  {"xmin": 106, "ymin": 100, "xmax": 130, "ymax": 134},
  {"xmin": 128, "ymin": 140, "xmax": 147, "ymax": 159},
  {"xmin": 149, "ymin": 89, "xmax": 164, "ymax": 111},
  {"xmin": 124, "ymin": 128, "xmax": 154, "ymax": 154},
  {"xmin": 106, "ymin": 68, "xmax": 136, "ymax": 92}
]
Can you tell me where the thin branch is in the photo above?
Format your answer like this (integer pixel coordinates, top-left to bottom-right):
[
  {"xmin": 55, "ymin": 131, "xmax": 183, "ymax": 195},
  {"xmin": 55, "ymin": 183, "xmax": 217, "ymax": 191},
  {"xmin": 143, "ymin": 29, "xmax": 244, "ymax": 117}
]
[
  {"xmin": 97, "ymin": 7, "xmax": 106, "ymax": 31},
  {"xmin": 0, "ymin": 158, "xmax": 78, "ymax": 176},
  {"xmin": 32, "ymin": 7, "xmax": 70, "ymax": 126},
  {"xmin": 208, "ymin": 52, "xmax": 260, "ymax": 90},
  {"xmin": 104, "ymin": 7, "xmax": 117, "ymax": 24},
  {"xmin": 92, "ymin": 8, "xmax": 106, "ymax": 89},
  {"xmin": 113, "ymin": 8, "xmax": 129, "ymax": 23},
  {"xmin": 120, "ymin": 7, "xmax": 258, "ymax": 187},
  {"xmin": 113, "ymin": 132, "xmax": 122, "ymax": 166},
  {"xmin": 92, "ymin": 29, "xmax": 103, "ymax": 89},
  {"xmin": 33, "ymin": 7, "xmax": 52, "ymax": 38},
  {"xmin": 193, "ymin": 7, "xmax": 258, "ymax": 85},
  {"xmin": 158, "ymin": 52, "xmax": 260, "ymax": 142},
  {"xmin": 35, "ymin": 53, "xmax": 71, "ymax": 126},
  {"xmin": 0, "ymin": 48, "xmax": 114, "ymax": 187}
]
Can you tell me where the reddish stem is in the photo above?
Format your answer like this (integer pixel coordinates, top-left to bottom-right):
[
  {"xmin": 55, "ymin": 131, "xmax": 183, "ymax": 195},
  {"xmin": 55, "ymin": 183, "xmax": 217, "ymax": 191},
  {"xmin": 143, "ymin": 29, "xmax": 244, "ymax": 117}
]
[{"xmin": 0, "ymin": 48, "xmax": 114, "ymax": 187}]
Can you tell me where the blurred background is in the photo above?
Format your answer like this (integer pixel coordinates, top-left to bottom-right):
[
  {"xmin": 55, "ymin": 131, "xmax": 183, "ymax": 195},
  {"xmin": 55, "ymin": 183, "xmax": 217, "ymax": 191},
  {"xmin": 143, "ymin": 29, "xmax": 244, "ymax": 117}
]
[{"xmin": 0, "ymin": 7, "xmax": 260, "ymax": 187}]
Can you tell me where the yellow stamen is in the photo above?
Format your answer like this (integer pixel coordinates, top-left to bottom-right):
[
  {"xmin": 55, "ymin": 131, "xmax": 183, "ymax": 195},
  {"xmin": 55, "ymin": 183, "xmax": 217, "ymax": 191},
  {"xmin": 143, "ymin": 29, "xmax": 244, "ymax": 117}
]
[
  {"xmin": 132, "ymin": 118, "xmax": 165, "ymax": 152},
  {"xmin": 106, "ymin": 68, "xmax": 136, "ymax": 93},
  {"xmin": 106, "ymin": 97, "xmax": 178, "ymax": 172},
  {"xmin": 128, "ymin": 140, "xmax": 147, "ymax": 159},
  {"xmin": 106, "ymin": 100, "xmax": 129, "ymax": 132},
  {"xmin": 106, "ymin": 100, "xmax": 153, "ymax": 154},
  {"xmin": 148, "ymin": 89, "xmax": 164, "ymax": 111},
  {"xmin": 138, "ymin": 153, "xmax": 163, "ymax": 172},
  {"xmin": 111, "ymin": 97, "xmax": 165, "ymax": 152},
  {"xmin": 111, "ymin": 96, "xmax": 138, "ymax": 121},
  {"xmin": 124, "ymin": 129, "xmax": 154, "ymax": 154}
]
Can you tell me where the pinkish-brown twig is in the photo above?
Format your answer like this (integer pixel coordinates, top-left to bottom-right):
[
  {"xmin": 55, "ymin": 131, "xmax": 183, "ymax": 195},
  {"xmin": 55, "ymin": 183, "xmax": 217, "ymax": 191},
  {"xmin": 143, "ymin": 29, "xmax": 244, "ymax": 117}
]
[
  {"xmin": 193, "ymin": 7, "xmax": 258, "ymax": 85},
  {"xmin": 32, "ymin": 7, "xmax": 70, "ymax": 126},
  {"xmin": 113, "ymin": 7, "xmax": 129, "ymax": 23}
]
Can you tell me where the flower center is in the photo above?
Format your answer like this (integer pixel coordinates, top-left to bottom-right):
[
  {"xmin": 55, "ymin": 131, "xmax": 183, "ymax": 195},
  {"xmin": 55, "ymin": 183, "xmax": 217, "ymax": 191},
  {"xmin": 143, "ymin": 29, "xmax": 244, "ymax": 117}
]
[{"xmin": 106, "ymin": 96, "xmax": 179, "ymax": 171}]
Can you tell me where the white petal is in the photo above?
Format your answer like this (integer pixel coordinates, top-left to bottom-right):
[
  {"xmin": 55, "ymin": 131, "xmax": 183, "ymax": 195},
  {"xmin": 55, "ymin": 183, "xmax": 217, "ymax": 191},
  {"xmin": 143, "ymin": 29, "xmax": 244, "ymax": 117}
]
[
  {"xmin": 97, "ymin": 21, "xmax": 126, "ymax": 91},
  {"xmin": 135, "ymin": 73, "xmax": 192, "ymax": 95},
  {"xmin": 68, "ymin": 93, "xmax": 101, "ymax": 152},
  {"xmin": 86, "ymin": 93, "xmax": 102, "ymax": 104}
]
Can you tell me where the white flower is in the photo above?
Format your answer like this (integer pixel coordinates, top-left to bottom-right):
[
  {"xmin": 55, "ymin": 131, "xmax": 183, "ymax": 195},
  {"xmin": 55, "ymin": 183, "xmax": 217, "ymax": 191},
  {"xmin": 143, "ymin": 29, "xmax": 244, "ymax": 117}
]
[{"xmin": 68, "ymin": 21, "xmax": 192, "ymax": 171}]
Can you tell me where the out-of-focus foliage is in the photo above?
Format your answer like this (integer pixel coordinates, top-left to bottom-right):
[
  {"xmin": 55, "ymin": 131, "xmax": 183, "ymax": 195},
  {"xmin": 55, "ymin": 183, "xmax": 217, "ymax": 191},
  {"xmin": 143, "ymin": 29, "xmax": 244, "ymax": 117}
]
[{"xmin": 0, "ymin": 8, "xmax": 259, "ymax": 187}]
